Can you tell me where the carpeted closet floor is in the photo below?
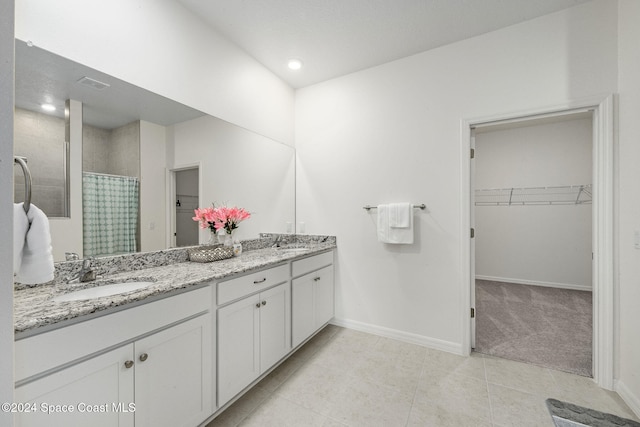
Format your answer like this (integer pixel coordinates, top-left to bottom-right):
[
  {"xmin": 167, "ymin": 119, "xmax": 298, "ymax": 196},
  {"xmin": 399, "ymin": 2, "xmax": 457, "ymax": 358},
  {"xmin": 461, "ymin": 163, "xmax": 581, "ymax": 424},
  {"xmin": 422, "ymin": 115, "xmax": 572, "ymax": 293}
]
[{"xmin": 474, "ymin": 279, "xmax": 592, "ymax": 377}]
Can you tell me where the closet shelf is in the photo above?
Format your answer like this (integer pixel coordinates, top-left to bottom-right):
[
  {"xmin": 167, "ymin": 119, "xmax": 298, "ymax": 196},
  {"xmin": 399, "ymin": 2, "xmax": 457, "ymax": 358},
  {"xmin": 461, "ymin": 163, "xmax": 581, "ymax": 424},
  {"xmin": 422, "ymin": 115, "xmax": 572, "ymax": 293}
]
[{"xmin": 475, "ymin": 184, "xmax": 592, "ymax": 206}]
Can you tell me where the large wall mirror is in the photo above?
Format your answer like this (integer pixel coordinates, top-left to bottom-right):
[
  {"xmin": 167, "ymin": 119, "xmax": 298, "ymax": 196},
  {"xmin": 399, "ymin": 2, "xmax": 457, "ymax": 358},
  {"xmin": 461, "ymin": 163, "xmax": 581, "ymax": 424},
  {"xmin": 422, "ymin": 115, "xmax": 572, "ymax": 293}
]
[{"xmin": 14, "ymin": 39, "xmax": 296, "ymax": 261}]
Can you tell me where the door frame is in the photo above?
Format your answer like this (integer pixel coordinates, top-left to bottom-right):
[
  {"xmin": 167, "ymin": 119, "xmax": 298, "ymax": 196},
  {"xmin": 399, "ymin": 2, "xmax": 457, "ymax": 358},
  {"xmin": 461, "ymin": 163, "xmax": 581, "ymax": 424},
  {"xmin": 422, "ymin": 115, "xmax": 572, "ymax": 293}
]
[
  {"xmin": 460, "ymin": 95, "xmax": 615, "ymax": 389},
  {"xmin": 167, "ymin": 163, "xmax": 202, "ymax": 248}
]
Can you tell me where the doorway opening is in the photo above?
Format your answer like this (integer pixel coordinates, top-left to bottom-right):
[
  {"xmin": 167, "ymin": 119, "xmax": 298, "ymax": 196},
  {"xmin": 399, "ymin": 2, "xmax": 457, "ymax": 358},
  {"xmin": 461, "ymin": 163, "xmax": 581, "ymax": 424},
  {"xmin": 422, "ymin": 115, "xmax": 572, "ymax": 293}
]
[
  {"xmin": 461, "ymin": 96, "xmax": 614, "ymax": 389},
  {"xmin": 170, "ymin": 166, "xmax": 200, "ymax": 248},
  {"xmin": 472, "ymin": 112, "xmax": 593, "ymax": 377}
]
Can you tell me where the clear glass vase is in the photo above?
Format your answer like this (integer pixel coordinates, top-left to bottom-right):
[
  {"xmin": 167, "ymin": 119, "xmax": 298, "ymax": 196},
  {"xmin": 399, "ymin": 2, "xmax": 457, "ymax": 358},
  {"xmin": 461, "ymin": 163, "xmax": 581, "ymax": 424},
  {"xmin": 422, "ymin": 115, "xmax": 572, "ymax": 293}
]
[{"xmin": 223, "ymin": 232, "xmax": 234, "ymax": 247}]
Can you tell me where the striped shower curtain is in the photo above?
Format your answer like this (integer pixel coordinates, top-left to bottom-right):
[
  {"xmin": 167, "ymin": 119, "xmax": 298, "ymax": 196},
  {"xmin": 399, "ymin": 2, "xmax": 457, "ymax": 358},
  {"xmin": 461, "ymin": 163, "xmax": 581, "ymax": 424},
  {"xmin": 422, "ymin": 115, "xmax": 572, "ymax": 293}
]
[{"xmin": 83, "ymin": 172, "xmax": 139, "ymax": 257}]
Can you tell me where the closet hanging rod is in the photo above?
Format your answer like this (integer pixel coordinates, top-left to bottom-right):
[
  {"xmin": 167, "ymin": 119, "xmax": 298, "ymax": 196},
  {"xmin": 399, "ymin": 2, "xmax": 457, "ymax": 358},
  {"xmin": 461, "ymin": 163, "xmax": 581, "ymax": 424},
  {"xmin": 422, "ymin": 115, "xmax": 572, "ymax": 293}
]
[
  {"xmin": 363, "ymin": 204, "xmax": 426, "ymax": 211},
  {"xmin": 14, "ymin": 156, "xmax": 32, "ymax": 214}
]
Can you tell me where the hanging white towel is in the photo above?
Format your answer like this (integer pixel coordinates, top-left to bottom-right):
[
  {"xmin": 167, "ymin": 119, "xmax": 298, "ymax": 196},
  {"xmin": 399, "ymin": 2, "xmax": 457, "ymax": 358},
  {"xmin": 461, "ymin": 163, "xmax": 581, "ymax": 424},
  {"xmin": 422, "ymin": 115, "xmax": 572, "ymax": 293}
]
[
  {"xmin": 389, "ymin": 203, "xmax": 411, "ymax": 228},
  {"xmin": 13, "ymin": 203, "xmax": 29, "ymax": 274},
  {"xmin": 377, "ymin": 203, "xmax": 414, "ymax": 244},
  {"xmin": 15, "ymin": 204, "xmax": 55, "ymax": 284}
]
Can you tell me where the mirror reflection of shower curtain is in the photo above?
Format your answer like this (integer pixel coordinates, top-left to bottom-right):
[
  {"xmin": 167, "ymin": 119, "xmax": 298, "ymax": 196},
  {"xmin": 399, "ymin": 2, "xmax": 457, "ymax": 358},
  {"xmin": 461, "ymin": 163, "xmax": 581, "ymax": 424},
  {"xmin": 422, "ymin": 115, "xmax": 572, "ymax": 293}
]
[{"xmin": 83, "ymin": 172, "xmax": 139, "ymax": 257}]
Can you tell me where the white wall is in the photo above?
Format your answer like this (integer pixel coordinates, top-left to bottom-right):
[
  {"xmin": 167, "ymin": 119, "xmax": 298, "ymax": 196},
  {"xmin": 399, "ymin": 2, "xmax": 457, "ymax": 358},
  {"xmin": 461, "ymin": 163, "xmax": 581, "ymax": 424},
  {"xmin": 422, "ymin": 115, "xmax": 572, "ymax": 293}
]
[
  {"xmin": 295, "ymin": 0, "xmax": 617, "ymax": 352},
  {"xmin": 169, "ymin": 115, "xmax": 295, "ymax": 243},
  {"xmin": 616, "ymin": 0, "xmax": 640, "ymax": 415},
  {"xmin": 14, "ymin": 0, "xmax": 295, "ymax": 145},
  {"xmin": 0, "ymin": 0, "xmax": 14, "ymax": 419},
  {"xmin": 140, "ymin": 121, "xmax": 167, "ymax": 252},
  {"xmin": 474, "ymin": 117, "xmax": 593, "ymax": 290}
]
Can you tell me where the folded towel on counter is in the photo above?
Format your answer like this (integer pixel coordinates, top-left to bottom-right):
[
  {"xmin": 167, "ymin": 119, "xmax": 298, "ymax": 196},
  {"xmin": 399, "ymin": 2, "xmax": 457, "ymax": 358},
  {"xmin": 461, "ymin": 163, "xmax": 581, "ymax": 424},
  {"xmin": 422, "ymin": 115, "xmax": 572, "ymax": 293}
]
[
  {"xmin": 13, "ymin": 203, "xmax": 29, "ymax": 274},
  {"xmin": 377, "ymin": 203, "xmax": 414, "ymax": 244},
  {"xmin": 389, "ymin": 202, "xmax": 412, "ymax": 228},
  {"xmin": 15, "ymin": 204, "xmax": 55, "ymax": 284}
]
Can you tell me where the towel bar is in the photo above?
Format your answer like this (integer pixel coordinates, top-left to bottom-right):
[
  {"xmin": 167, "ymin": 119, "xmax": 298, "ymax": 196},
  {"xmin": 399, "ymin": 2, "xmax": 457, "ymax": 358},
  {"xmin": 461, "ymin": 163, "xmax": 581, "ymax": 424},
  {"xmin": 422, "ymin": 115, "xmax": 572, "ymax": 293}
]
[
  {"xmin": 363, "ymin": 204, "xmax": 426, "ymax": 211},
  {"xmin": 14, "ymin": 156, "xmax": 32, "ymax": 214}
]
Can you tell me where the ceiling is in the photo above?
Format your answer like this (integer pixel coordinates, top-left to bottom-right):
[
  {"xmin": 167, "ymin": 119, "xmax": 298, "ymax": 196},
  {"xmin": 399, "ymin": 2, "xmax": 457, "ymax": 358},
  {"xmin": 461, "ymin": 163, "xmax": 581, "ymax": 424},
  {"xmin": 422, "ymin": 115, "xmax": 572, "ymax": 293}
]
[{"xmin": 177, "ymin": 0, "xmax": 592, "ymax": 89}]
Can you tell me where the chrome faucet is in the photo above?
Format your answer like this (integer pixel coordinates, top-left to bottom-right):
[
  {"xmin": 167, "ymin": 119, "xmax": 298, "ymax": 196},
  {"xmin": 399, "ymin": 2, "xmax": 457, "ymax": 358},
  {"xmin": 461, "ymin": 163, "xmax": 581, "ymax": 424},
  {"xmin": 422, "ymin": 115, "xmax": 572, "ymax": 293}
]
[
  {"xmin": 68, "ymin": 257, "xmax": 97, "ymax": 283},
  {"xmin": 65, "ymin": 252, "xmax": 80, "ymax": 261},
  {"xmin": 271, "ymin": 235, "xmax": 284, "ymax": 248}
]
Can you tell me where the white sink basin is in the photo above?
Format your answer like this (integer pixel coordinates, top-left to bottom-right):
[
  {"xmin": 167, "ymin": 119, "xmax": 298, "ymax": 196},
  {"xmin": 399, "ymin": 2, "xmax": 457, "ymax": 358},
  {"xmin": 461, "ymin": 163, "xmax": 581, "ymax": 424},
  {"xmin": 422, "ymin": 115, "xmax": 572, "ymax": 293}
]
[
  {"xmin": 53, "ymin": 281, "xmax": 155, "ymax": 302},
  {"xmin": 277, "ymin": 247, "xmax": 309, "ymax": 254}
]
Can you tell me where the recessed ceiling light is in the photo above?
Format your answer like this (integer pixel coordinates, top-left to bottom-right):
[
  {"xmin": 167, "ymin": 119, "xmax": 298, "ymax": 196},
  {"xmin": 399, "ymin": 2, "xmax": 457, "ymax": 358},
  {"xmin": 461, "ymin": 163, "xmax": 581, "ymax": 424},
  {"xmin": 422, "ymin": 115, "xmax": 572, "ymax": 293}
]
[
  {"xmin": 41, "ymin": 104, "xmax": 56, "ymax": 112},
  {"xmin": 287, "ymin": 59, "xmax": 303, "ymax": 71}
]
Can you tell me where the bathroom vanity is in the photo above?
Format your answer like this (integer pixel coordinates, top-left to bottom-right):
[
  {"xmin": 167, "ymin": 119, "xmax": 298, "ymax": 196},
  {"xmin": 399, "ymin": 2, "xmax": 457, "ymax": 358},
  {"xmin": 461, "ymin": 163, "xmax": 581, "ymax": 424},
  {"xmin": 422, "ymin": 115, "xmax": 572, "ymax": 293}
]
[{"xmin": 12, "ymin": 236, "xmax": 336, "ymax": 427}]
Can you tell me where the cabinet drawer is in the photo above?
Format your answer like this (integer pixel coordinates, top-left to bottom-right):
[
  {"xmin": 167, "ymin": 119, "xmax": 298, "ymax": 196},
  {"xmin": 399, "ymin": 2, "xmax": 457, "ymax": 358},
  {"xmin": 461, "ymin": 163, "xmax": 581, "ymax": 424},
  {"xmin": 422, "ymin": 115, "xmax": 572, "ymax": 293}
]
[
  {"xmin": 292, "ymin": 251, "xmax": 333, "ymax": 278},
  {"xmin": 15, "ymin": 286, "xmax": 211, "ymax": 383},
  {"xmin": 217, "ymin": 264, "xmax": 289, "ymax": 306}
]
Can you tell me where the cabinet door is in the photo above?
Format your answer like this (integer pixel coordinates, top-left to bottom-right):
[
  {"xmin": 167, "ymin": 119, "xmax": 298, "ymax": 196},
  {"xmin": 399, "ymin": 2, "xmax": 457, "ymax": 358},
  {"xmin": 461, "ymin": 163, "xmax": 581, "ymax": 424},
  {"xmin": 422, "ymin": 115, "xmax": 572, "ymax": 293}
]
[
  {"xmin": 218, "ymin": 294, "xmax": 260, "ymax": 406},
  {"xmin": 314, "ymin": 265, "xmax": 335, "ymax": 329},
  {"xmin": 292, "ymin": 273, "xmax": 315, "ymax": 348},
  {"xmin": 134, "ymin": 313, "xmax": 212, "ymax": 427},
  {"xmin": 259, "ymin": 282, "xmax": 291, "ymax": 371},
  {"xmin": 14, "ymin": 345, "xmax": 135, "ymax": 427}
]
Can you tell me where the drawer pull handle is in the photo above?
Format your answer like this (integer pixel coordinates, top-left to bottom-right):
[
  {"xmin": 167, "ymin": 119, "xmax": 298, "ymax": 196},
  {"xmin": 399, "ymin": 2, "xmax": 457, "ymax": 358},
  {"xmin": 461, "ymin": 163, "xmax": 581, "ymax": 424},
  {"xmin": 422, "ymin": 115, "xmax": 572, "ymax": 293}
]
[
  {"xmin": 261, "ymin": 300, "xmax": 267, "ymax": 306},
  {"xmin": 139, "ymin": 353, "xmax": 149, "ymax": 362},
  {"xmin": 124, "ymin": 360, "xmax": 134, "ymax": 369},
  {"xmin": 253, "ymin": 278, "xmax": 267, "ymax": 284},
  {"xmin": 314, "ymin": 277, "xmax": 321, "ymax": 282},
  {"xmin": 256, "ymin": 303, "xmax": 261, "ymax": 308}
]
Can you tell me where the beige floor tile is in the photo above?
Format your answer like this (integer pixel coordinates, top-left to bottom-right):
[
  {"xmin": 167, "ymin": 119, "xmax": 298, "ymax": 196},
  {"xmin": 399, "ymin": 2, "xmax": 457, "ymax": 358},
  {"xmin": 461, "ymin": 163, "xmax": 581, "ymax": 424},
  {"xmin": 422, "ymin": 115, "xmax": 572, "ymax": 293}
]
[
  {"xmin": 321, "ymin": 417, "xmax": 349, "ymax": 427},
  {"xmin": 275, "ymin": 361, "xmax": 347, "ymax": 415},
  {"xmin": 415, "ymin": 369, "xmax": 492, "ymax": 422},
  {"xmin": 373, "ymin": 337, "xmax": 427, "ymax": 364},
  {"xmin": 349, "ymin": 348, "xmax": 423, "ymax": 395},
  {"xmin": 330, "ymin": 327, "xmax": 381, "ymax": 349},
  {"xmin": 407, "ymin": 400, "xmax": 492, "ymax": 427},
  {"xmin": 325, "ymin": 375, "xmax": 413, "ymax": 427},
  {"xmin": 257, "ymin": 354, "xmax": 305, "ymax": 392},
  {"xmin": 484, "ymin": 355, "xmax": 560, "ymax": 396},
  {"xmin": 489, "ymin": 383, "xmax": 556, "ymax": 427},
  {"xmin": 422, "ymin": 347, "xmax": 487, "ymax": 380},
  {"xmin": 206, "ymin": 385, "xmax": 270, "ymax": 427},
  {"xmin": 239, "ymin": 395, "xmax": 326, "ymax": 427}
]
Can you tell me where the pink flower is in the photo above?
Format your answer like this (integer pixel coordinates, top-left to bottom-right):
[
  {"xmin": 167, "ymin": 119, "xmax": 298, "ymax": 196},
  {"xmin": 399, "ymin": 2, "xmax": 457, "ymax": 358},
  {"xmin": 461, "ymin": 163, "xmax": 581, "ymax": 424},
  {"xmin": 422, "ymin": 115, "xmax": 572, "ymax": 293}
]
[{"xmin": 192, "ymin": 204, "xmax": 251, "ymax": 234}]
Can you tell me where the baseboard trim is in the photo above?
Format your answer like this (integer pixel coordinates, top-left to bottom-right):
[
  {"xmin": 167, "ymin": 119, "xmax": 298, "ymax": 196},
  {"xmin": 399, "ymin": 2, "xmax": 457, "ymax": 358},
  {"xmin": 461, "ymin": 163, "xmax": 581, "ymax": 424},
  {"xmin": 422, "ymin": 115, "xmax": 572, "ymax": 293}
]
[
  {"xmin": 475, "ymin": 275, "xmax": 592, "ymax": 292},
  {"xmin": 615, "ymin": 379, "xmax": 640, "ymax": 418},
  {"xmin": 330, "ymin": 317, "xmax": 463, "ymax": 355}
]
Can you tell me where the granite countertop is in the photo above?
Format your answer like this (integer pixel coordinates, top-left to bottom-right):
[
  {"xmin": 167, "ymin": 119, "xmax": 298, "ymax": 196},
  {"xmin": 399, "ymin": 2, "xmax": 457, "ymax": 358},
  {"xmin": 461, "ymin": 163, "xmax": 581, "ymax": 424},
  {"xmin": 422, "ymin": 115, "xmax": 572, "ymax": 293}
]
[{"xmin": 14, "ymin": 240, "xmax": 335, "ymax": 337}]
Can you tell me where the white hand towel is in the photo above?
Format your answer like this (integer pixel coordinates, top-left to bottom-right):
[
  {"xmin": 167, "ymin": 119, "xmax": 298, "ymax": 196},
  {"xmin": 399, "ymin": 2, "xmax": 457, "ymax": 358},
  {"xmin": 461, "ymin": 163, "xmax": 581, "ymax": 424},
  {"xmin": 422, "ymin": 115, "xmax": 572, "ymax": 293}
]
[
  {"xmin": 389, "ymin": 203, "xmax": 411, "ymax": 228},
  {"xmin": 377, "ymin": 204, "xmax": 390, "ymax": 242},
  {"xmin": 16, "ymin": 204, "xmax": 55, "ymax": 284},
  {"xmin": 13, "ymin": 203, "xmax": 29, "ymax": 274},
  {"xmin": 377, "ymin": 203, "xmax": 414, "ymax": 244}
]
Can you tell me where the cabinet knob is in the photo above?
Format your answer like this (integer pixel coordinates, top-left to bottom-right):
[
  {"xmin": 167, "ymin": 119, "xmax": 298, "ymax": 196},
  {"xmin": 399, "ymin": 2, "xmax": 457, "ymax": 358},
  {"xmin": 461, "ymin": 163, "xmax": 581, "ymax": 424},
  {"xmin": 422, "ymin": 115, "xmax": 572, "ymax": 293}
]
[
  {"xmin": 124, "ymin": 360, "xmax": 134, "ymax": 369},
  {"xmin": 256, "ymin": 303, "xmax": 261, "ymax": 308},
  {"xmin": 253, "ymin": 277, "xmax": 267, "ymax": 284},
  {"xmin": 139, "ymin": 353, "xmax": 149, "ymax": 362},
  {"xmin": 261, "ymin": 300, "xmax": 267, "ymax": 306}
]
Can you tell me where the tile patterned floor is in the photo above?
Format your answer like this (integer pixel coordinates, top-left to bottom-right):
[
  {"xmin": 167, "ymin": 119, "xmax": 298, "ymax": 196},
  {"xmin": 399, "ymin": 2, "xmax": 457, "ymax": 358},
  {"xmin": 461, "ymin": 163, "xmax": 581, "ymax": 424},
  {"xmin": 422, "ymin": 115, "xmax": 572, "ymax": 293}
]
[{"xmin": 206, "ymin": 325, "xmax": 638, "ymax": 427}]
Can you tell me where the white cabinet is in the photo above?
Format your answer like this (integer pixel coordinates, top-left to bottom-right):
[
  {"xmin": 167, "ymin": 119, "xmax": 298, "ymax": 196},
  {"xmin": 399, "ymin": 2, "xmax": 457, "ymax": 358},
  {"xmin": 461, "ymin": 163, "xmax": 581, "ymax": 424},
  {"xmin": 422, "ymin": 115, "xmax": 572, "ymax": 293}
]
[
  {"xmin": 292, "ymin": 264, "xmax": 334, "ymax": 348},
  {"xmin": 14, "ymin": 345, "xmax": 135, "ymax": 427},
  {"xmin": 14, "ymin": 288, "xmax": 212, "ymax": 427},
  {"xmin": 134, "ymin": 314, "xmax": 212, "ymax": 427},
  {"xmin": 217, "ymin": 276, "xmax": 290, "ymax": 407}
]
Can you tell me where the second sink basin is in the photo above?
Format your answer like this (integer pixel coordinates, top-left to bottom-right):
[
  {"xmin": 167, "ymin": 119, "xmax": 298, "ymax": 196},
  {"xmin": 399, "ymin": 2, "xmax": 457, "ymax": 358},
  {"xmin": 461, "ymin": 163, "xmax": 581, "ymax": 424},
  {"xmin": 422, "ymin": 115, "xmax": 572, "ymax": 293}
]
[
  {"xmin": 277, "ymin": 247, "xmax": 310, "ymax": 254},
  {"xmin": 53, "ymin": 281, "xmax": 155, "ymax": 302}
]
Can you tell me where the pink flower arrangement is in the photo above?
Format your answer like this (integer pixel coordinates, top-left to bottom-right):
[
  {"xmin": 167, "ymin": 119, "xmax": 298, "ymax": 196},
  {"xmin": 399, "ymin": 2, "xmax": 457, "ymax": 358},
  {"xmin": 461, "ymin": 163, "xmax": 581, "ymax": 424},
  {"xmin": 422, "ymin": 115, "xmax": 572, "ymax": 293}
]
[{"xmin": 193, "ymin": 205, "xmax": 251, "ymax": 234}]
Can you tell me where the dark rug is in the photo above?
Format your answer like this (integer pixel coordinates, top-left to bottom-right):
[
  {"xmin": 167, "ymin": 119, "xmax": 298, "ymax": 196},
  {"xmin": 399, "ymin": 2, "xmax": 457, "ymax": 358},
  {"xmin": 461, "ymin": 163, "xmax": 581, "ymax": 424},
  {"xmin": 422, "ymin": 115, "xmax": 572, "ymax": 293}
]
[
  {"xmin": 546, "ymin": 398, "xmax": 640, "ymax": 427},
  {"xmin": 475, "ymin": 279, "xmax": 592, "ymax": 377}
]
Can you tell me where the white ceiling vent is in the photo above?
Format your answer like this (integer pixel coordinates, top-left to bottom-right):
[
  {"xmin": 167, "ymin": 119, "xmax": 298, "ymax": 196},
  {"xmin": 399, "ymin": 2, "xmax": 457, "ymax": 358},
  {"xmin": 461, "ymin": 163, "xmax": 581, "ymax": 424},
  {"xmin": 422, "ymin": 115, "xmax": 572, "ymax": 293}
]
[{"xmin": 76, "ymin": 76, "xmax": 110, "ymax": 90}]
